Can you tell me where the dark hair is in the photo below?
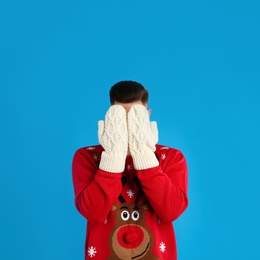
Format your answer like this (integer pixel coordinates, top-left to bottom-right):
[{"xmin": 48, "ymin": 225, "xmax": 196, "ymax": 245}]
[{"xmin": 109, "ymin": 80, "xmax": 149, "ymax": 104}]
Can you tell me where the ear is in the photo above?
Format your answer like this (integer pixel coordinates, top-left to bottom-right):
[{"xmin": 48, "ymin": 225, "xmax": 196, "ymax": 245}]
[
  {"xmin": 142, "ymin": 202, "xmax": 152, "ymax": 211},
  {"xmin": 148, "ymin": 109, "xmax": 152, "ymax": 116}
]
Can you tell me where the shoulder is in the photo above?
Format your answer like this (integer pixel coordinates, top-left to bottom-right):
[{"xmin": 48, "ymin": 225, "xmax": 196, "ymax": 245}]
[
  {"xmin": 74, "ymin": 144, "xmax": 103, "ymax": 154},
  {"xmin": 155, "ymin": 144, "xmax": 187, "ymax": 165},
  {"xmin": 155, "ymin": 144, "xmax": 184, "ymax": 157},
  {"xmin": 73, "ymin": 145, "xmax": 104, "ymax": 163}
]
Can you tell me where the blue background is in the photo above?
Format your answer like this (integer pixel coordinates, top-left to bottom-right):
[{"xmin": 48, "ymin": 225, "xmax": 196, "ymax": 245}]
[{"xmin": 1, "ymin": 0, "xmax": 259, "ymax": 259}]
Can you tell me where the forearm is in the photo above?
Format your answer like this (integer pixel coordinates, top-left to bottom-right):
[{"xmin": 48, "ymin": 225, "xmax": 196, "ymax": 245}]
[
  {"xmin": 74, "ymin": 169, "xmax": 122, "ymax": 223},
  {"xmin": 137, "ymin": 166, "xmax": 188, "ymax": 222},
  {"xmin": 72, "ymin": 148, "xmax": 123, "ymax": 223}
]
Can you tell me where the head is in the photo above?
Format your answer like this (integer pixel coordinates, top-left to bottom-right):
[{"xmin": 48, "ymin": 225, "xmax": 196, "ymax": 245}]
[{"xmin": 109, "ymin": 80, "xmax": 151, "ymax": 113}]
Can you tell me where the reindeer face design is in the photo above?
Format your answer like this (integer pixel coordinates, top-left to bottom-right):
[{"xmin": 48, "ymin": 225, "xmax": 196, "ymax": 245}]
[
  {"xmin": 107, "ymin": 176, "xmax": 159, "ymax": 260},
  {"xmin": 109, "ymin": 202, "xmax": 158, "ymax": 260}
]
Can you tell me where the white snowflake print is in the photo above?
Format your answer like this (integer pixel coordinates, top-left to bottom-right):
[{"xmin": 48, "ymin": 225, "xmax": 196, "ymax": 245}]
[
  {"xmin": 160, "ymin": 146, "xmax": 169, "ymax": 150},
  {"xmin": 156, "ymin": 216, "xmax": 161, "ymax": 225},
  {"xmin": 127, "ymin": 189, "xmax": 135, "ymax": 198},
  {"xmin": 159, "ymin": 242, "xmax": 166, "ymax": 253},
  {"xmin": 161, "ymin": 154, "xmax": 166, "ymax": 160},
  {"xmin": 93, "ymin": 154, "xmax": 98, "ymax": 161},
  {"xmin": 127, "ymin": 164, "xmax": 132, "ymax": 171},
  {"xmin": 86, "ymin": 147, "xmax": 95, "ymax": 150},
  {"xmin": 88, "ymin": 246, "xmax": 97, "ymax": 257},
  {"xmin": 104, "ymin": 219, "xmax": 108, "ymax": 224}
]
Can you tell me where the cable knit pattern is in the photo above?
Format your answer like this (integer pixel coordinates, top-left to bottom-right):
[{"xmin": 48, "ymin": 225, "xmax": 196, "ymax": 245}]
[
  {"xmin": 98, "ymin": 105, "xmax": 128, "ymax": 173},
  {"xmin": 128, "ymin": 104, "xmax": 159, "ymax": 170}
]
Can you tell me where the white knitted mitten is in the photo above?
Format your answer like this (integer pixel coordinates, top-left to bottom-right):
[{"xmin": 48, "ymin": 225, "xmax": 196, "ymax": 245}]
[
  {"xmin": 98, "ymin": 105, "xmax": 128, "ymax": 173},
  {"xmin": 128, "ymin": 104, "xmax": 159, "ymax": 170}
]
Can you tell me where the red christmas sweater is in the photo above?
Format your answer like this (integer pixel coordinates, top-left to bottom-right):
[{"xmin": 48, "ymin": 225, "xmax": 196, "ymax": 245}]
[{"xmin": 72, "ymin": 144, "xmax": 188, "ymax": 260}]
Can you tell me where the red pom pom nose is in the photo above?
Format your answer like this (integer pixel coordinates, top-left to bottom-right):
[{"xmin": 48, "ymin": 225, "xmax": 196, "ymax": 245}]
[
  {"xmin": 117, "ymin": 225, "xmax": 144, "ymax": 248},
  {"xmin": 125, "ymin": 229, "xmax": 138, "ymax": 244}
]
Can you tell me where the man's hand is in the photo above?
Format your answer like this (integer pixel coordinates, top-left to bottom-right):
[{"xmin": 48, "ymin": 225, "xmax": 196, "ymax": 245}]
[
  {"xmin": 98, "ymin": 105, "xmax": 128, "ymax": 173},
  {"xmin": 128, "ymin": 104, "xmax": 159, "ymax": 170}
]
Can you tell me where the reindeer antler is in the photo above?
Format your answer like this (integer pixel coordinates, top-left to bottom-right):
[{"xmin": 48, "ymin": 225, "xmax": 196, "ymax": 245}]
[{"xmin": 118, "ymin": 176, "xmax": 127, "ymax": 203}]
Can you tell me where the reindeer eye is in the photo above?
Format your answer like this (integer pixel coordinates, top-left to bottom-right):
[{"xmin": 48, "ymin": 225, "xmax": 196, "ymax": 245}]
[
  {"xmin": 132, "ymin": 211, "xmax": 139, "ymax": 221},
  {"xmin": 121, "ymin": 210, "xmax": 130, "ymax": 221}
]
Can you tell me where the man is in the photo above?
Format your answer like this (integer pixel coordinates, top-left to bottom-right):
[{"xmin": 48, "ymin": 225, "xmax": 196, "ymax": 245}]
[{"xmin": 72, "ymin": 80, "xmax": 188, "ymax": 259}]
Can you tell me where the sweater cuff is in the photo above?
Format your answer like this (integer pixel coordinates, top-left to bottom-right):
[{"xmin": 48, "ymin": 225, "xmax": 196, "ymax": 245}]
[
  {"xmin": 99, "ymin": 152, "xmax": 126, "ymax": 173},
  {"xmin": 132, "ymin": 152, "xmax": 159, "ymax": 170}
]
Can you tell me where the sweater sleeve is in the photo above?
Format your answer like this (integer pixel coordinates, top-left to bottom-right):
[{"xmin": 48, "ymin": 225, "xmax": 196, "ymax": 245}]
[
  {"xmin": 136, "ymin": 148, "xmax": 188, "ymax": 222},
  {"xmin": 72, "ymin": 148, "xmax": 122, "ymax": 223}
]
